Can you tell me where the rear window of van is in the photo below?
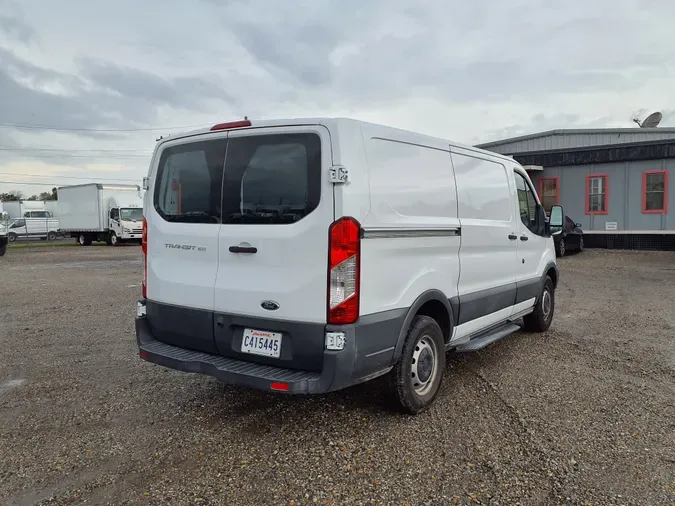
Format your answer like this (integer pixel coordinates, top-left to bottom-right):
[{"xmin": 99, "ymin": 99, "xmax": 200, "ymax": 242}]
[{"xmin": 154, "ymin": 133, "xmax": 321, "ymax": 224}]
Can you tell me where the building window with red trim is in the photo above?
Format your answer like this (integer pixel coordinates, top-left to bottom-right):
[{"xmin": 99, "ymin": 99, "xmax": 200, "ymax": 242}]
[
  {"xmin": 642, "ymin": 170, "xmax": 669, "ymax": 214},
  {"xmin": 538, "ymin": 177, "xmax": 559, "ymax": 212},
  {"xmin": 586, "ymin": 174, "xmax": 608, "ymax": 215}
]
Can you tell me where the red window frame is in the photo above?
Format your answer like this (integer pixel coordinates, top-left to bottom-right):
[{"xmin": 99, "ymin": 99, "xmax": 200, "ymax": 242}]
[
  {"xmin": 585, "ymin": 174, "xmax": 609, "ymax": 215},
  {"xmin": 642, "ymin": 170, "xmax": 669, "ymax": 214},
  {"xmin": 537, "ymin": 176, "xmax": 560, "ymax": 209}
]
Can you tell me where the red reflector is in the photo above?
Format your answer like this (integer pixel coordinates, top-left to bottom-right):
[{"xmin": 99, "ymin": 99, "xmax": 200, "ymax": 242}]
[
  {"xmin": 270, "ymin": 382, "xmax": 289, "ymax": 392},
  {"xmin": 210, "ymin": 120, "xmax": 252, "ymax": 131},
  {"xmin": 140, "ymin": 350, "xmax": 148, "ymax": 360}
]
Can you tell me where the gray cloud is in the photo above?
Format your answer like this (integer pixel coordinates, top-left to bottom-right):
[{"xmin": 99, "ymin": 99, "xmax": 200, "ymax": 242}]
[
  {"xmin": 0, "ymin": 1, "xmax": 35, "ymax": 44},
  {"xmin": 79, "ymin": 59, "xmax": 234, "ymax": 111}
]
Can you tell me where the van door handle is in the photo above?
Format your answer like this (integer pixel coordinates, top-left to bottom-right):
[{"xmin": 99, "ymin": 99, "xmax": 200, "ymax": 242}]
[
  {"xmin": 229, "ymin": 245, "xmax": 257, "ymax": 254},
  {"xmin": 520, "ymin": 235, "xmax": 529, "ymax": 241},
  {"xmin": 508, "ymin": 234, "xmax": 517, "ymax": 240}
]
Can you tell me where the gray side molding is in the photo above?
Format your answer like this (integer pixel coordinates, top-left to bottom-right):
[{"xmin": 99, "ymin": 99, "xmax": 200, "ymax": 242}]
[{"xmin": 391, "ymin": 289, "xmax": 454, "ymax": 363}]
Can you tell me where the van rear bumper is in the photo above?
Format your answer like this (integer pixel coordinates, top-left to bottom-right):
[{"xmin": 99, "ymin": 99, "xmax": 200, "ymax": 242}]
[{"xmin": 135, "ymin": 308, "xmax": 405, "ymax": 394}]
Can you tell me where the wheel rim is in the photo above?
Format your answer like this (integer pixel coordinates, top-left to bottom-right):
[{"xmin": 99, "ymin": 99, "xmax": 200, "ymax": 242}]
[
  {"xmin": 541, "ymin": 288, "xmax": 552, "ymax": 321},
  {"xmin": 559, "ymin": 239, "xmax": 565, "ymax": 255},
  {"xmin": 111, "ymin": 234, "xmax": 117, "ymax": 245},
  {"xmin": 9, "ymin": 234, "xmax": 15, "ymax": 242},
  {"xmin": 79, "ymin": 235, "xmax": 85, "ymax": 245},
  {"xmin": 579, "ymin": 237, "xmax": 584, "ymax": 251},
  {"xmin": 411, "ymin": 335, "xmax": 439, "ymax": 396}
]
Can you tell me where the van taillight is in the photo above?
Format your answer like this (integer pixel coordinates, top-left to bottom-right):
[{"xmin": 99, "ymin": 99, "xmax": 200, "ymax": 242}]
[
  {"xmin": 328, "ymin": 217, "xmax": 361, "ymax": 325},
  {"xmin": 141, "ymin": 218, "xmax": 147, "ymax": 299}
]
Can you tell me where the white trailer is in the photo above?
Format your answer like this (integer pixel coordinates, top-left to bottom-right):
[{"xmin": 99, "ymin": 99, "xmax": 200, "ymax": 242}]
[
  {"xmin": 57, "ymin": 183, "xmax": 144, "ymax": 246},
  {"xmin": 0, "ymin": 200, "xmax": 56, "ymax": 220}
]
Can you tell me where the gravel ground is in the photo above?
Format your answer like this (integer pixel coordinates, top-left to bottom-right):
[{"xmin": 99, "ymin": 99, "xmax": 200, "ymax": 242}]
[{"xmin": 1, "ymin": 245, "xmax": 674, "ymax": 506}]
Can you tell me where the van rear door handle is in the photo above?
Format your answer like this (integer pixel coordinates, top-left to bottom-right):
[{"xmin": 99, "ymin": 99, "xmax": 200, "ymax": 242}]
[
  {"xmin": 520, "ymin": 235, "xmax": 529, "ymax": 241},
  {"xmin": 229, "ymin": 245, "xmax": 257, "ymax": 254},
  {"xmin": 508, "ymin": 234, "xmax": 517, "ymax": 240}
]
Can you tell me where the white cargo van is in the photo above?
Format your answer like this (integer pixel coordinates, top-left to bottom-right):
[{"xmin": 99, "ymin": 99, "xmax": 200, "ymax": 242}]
[{"xmin": 135, "ymin": 118, "xmax": 562, "ymax": 414}]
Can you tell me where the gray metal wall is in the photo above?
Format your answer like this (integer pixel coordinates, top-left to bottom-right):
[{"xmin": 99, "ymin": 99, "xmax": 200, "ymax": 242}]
[
  {"xmin": 529, "ymin": 159, "xmax": 673, "ymax": 232},
  {"xmin": 480, "ymin": 129, "xmax": 675, "ymax": 155}
]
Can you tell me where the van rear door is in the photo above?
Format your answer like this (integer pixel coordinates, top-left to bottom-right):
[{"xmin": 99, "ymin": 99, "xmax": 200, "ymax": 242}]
[
  {"xmin": 212, "ymin": 126, "xmax": 333, "ymax": 368},
  {"xmin": 146, "ymin": 134, "xmax": 228, "ymax": 354}
]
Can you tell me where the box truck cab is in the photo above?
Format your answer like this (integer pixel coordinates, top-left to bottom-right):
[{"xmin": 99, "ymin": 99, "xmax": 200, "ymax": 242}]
[
  {"xmin": 107, "ymin": 197, "xmax": 144, "ymax": 245},
  {"xmin": 135, "ymin": 118, "xmax": 561, "ymax": 414}
]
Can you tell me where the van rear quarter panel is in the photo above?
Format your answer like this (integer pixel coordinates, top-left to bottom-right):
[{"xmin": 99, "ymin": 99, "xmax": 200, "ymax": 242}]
[{"xmin": 353, "ymin": 123, "xmax": 461, "ymax": 317}]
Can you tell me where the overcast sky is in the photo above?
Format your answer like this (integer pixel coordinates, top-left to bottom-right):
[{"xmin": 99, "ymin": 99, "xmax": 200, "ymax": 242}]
[{"xmin": 1, "ymin": 0, "xmax": 674, "ymax": 197}]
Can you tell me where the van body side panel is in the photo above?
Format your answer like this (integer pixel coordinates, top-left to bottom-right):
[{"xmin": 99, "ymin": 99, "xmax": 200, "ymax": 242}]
[
  {"xmin": 357, "ymin": 125, "xmax": 461, "ymax": 351},
  {"xmin": 451, "ymin": 147, "xmax": 520, "ymax": 340}
]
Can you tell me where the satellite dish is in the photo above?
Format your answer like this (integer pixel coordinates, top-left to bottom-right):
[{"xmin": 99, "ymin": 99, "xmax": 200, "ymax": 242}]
[{"xmin": 633, "ymin": 111, "xmax": 662, "ymax": 128}]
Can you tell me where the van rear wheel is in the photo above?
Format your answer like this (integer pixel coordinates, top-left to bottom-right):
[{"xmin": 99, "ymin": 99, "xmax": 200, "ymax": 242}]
[{"xmin": 389, "ymin": 315, "xmax": 445, "ymax": 415}]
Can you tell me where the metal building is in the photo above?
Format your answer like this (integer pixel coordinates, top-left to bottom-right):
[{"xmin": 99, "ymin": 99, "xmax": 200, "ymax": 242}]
[{"xmin": 476, "ymin": 128, "xmax": 675, "ymax": 250}]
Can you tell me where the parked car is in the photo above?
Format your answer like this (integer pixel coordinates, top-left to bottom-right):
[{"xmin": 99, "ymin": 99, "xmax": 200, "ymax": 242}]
[
  {"xmin": 135, "ymin": 117, "xmax": 560, "ymax": 415},
  {"xmin": 551, "ymin": 214, "xmax": 584, "ymax": 256}
]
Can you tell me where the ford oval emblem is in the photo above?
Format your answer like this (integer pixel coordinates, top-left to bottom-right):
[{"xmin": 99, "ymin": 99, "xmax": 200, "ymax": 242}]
[{"xmin": 261, "ymin": 300, "xmax": 280, "ymax": 311}]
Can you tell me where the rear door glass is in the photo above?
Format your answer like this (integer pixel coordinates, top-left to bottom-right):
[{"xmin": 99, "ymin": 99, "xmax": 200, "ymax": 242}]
[
  {"xmin": 154, "ymin": 133, "xmax": 321, "ymax": 225},
  {"xmin": 222, "ymin": 133, "xmax": 321, "ymax": 225},
  {"xmin": 154, "ymin": 139, "xmax": 227, "ymax": 223}
]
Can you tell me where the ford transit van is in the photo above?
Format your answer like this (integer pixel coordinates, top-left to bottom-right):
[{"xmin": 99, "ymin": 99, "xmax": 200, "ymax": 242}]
[{"xmin": 135, "ymin": 118, "xmax": 560, "ymax": 414}]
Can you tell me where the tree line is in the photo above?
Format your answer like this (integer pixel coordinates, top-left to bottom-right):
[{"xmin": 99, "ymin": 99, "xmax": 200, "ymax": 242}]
[{"xmin": 0, "ymin": 188, "xmax": 58, "ymax": 201}]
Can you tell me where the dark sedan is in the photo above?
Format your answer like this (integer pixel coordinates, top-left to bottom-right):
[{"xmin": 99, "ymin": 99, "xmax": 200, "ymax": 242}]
[{"xmin": 551, "ymin": 215, "xmax": 584, "ymax": 257}]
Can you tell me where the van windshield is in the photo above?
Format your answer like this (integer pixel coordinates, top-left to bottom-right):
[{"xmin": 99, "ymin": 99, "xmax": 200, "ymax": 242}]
[
  {"xmin": 120, "ymin": 208, "xmax": 143, "ymax": 221},
  {"xmin": 154, "ymin": 133, "xmax": 321, "ymax": 225}
]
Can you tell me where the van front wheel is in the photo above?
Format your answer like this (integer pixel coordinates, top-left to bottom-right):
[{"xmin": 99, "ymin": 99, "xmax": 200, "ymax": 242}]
[
  {"xmin": 389, "ymin": 315, "xmax": 445, "ymax": 415},
  {"xmin": 523, "ymin": 276, "xmax": 555, "ymax": 332}
]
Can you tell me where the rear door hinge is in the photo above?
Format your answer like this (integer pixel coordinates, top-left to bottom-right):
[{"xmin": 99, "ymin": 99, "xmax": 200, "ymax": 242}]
[{"xmin": 328, "ymin": 165, "xmax": 349, "ymax": 184}]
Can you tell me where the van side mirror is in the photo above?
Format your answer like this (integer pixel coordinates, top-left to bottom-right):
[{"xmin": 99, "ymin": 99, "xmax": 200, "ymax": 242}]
[{"xmin": 549, "ymin": 205, "xmax": 564, "ymax": 227}]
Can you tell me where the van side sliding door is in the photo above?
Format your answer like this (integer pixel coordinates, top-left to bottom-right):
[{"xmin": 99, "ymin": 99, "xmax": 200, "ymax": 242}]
[{"xmin": 451, "ymin": 148, "xmax": 520, "ymax": 340}]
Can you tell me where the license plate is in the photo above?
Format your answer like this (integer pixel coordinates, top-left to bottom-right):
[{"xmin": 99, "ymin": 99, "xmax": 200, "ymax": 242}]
[{"xmin": 241, "ymin": 329, "xmax": 282, "ymax": 358}]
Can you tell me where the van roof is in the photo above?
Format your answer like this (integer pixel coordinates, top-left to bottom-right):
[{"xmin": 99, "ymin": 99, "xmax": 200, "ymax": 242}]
[{"xmin": 157, "ymin": 117, "xmax": 516, "ymax": 164}]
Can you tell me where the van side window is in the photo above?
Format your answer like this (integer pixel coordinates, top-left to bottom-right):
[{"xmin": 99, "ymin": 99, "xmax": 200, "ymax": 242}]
[
  {"xmin": 514, "ymin": 171, "xmax": 539, "ymax": 233},
  {"xmin": 452, "ymin": 153, "xmax": 512, "ymax": 221}
]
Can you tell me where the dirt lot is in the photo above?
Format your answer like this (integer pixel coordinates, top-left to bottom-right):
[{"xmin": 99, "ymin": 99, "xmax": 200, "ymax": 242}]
[{"xmin": 0, "ymin": 245, "xmax": 673, "ymax": 506}]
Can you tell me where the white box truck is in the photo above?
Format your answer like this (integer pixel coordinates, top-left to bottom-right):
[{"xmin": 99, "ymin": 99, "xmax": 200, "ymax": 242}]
[{"xmin": 57, "ymin": 183, "xmax": 144, "ymax": 246}]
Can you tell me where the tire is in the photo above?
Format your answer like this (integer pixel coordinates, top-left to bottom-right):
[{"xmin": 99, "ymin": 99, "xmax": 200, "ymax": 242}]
[
  {"xmin": 110, "ymin": 232, "xmax": 119, "ymax": 246},
  {"xmin": 78, "ymin": 234, "xmax": 92, "ymax": 246},
  {"xmin": 523, "ymin": 276, "xmax": 555, "ymax": 332},
  {"xmin": 389, "ymin": 315, "xmax": 446, "ymax": 415},
  {"xmin": 0, "ymin": 244, "xmax": 6, "ymax": 257},
  {"xmin": 47, "ymin": 232, "xmax": 57, "ymax": 241},
  {"xmin": 556, "ymin": 237, "xmax": 566, "ymax": 257},
  {"xmin": 8, "ymin": 233, "xmax": 17, "ymax": 243},
  {"xmin": 137, "ymin": 239, "xmax": 143, "ymax": 246}
]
